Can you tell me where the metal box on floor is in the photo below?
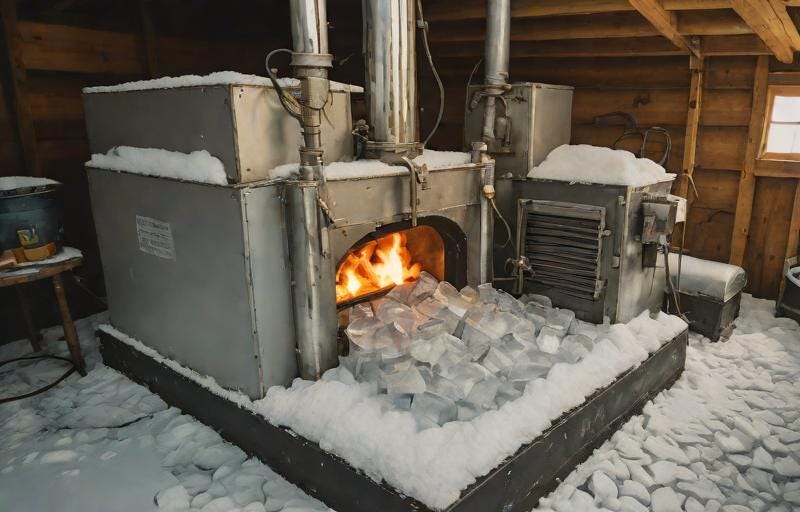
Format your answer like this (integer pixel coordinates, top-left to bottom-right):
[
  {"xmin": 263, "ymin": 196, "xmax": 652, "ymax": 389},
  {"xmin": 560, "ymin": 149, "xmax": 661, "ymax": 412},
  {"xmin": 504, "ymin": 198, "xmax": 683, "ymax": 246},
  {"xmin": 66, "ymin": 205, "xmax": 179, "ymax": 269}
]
[{"xmin": 87, "ymin": 168, "xmax": 296, "ymax": 398}]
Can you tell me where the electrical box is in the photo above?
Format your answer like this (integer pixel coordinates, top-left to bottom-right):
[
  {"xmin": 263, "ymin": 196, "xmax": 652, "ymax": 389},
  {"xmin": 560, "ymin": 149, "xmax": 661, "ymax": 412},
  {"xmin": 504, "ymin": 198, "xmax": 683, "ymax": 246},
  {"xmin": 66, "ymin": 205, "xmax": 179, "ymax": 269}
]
[{"xmin": 463, "ymin": 82, "xmax": 574, "ymax": 179}]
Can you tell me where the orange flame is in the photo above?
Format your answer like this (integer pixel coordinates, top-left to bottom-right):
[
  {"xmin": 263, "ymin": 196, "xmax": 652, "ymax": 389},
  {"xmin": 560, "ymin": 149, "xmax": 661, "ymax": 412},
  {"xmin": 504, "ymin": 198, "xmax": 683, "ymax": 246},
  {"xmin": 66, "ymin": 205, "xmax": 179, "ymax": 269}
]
[{"xmin": 336, "ymin": 232, "xmax": 422, "ymax": 303}]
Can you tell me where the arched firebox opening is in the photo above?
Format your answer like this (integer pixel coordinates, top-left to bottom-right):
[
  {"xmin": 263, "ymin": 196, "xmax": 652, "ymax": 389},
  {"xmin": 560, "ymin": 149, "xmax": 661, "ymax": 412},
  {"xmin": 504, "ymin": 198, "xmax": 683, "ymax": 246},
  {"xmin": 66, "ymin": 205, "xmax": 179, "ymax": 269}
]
[{"xmin": 335, "ymin": 216, "xmax": 468, "ymax": 308}]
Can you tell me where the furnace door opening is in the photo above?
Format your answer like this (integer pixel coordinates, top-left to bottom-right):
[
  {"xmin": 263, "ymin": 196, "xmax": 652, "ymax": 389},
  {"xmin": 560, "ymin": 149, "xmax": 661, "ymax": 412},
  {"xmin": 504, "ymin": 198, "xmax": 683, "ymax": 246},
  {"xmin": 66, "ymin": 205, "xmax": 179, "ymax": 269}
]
[{"xmin": 335, "ymin": 225, "xmax": 445, "ymax": 305}]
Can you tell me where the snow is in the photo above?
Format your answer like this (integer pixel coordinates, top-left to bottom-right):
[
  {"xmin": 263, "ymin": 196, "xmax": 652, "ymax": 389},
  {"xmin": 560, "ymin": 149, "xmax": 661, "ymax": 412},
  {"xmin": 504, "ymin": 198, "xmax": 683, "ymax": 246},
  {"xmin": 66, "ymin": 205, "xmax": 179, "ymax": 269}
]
[
  {"xmin": 267, "ymin": 150, "xmax": 474, "ymax": 181},
  {"xmin": 0, "ymin": 314, "xmax": 329, "ymax": 512},
  {"xmin": 87, "ymin": 146, "xmax": 228, "ymax": 186},
  {"xmin": 0, "ymin": 176, "xmax": 60, "ymax": 193},
  {"xmin": 528, "ymin": 144, "xmax": 677, "ymax": 186},
  {"xmin": 2, "ymin": 293, "xmax": 799, "ymax": 512},
  {"xmin": 669, "ymin": 253, "xmax": 747, "ymax": 301},
  {"xmin": 534, "ymin": 294, "xmax": 800, "ymax": 512},
  {"xmin": 82, "ymin": 71, "xmax": 363, "ymax": 94}
]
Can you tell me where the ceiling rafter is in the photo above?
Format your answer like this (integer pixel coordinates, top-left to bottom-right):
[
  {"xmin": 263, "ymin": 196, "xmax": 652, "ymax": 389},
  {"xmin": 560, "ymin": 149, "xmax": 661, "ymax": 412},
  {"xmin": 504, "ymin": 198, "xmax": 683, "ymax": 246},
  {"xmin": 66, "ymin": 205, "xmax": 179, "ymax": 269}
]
[
  {"xmin": 730, "ymin": 0, "xmax": 796, "ymax": 62},
  {"xmin": 628, "ymin": 0, "xmax": 701, "ymax": 56}
]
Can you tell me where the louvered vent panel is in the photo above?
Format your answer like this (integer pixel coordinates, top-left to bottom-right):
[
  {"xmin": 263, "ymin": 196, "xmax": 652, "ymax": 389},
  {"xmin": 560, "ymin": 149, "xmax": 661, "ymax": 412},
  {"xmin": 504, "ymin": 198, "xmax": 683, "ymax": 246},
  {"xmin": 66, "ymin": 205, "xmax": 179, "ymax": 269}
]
[{"xmin": 520, "ymin": 200, "xmax": 606, "ymax": 300}]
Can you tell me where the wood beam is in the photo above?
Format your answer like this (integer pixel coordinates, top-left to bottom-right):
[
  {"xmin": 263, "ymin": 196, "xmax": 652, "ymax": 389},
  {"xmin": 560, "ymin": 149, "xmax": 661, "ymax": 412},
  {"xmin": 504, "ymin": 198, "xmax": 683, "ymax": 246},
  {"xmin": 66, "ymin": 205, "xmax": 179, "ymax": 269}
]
[
  {"xmin": 699, "ymin": 34, "xmax": 771, "ymax": 55},
  {"xmin": 754, "ymin": 158, "xmax": 800, "ymax": 177},
  {"xmin": 138, "ymin": 0, "xmax": 158, "ymax": 78},
  {"xmin": 0, "ymin": 0, "xmax": 41, "ymax": 177},
  {"xmin": 678, "ymin": 56, "xmax": 704, "ymax": 199},
  {"xmin": 730, "ymin": 0, "xmax": 795, "ymax": 63},
  {"xmin": 628, "ymin": 0, "xmax": 699, "ymax": 56},
  {"xmin": 730, "ymin": 56, "xmax": 769, "ymax": 266},
  {"xmin": 769, "ymin": 0, "xmax": 800, "ymax": 50}
]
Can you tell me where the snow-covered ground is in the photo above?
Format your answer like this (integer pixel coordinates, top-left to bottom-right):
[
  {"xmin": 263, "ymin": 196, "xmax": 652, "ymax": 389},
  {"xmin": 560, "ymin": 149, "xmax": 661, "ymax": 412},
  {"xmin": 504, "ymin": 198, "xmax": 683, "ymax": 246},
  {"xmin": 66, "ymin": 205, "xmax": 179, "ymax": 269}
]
[{"xmin": 0, "ymin": 294, "xmax": 798, "ymax": 511}]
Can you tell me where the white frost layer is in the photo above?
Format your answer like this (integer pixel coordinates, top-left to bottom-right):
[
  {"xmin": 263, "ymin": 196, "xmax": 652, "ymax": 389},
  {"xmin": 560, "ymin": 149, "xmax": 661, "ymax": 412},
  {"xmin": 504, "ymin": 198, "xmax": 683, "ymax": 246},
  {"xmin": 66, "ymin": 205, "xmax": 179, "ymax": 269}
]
[
  {"xmin": 413, "ymin": 150, "xmax": 472, "ymax": 169},
  {"xmin": 669, "ymin": 253, "xmax": 747, "ymax": 301},
  {"xmin": 0, "ymin": 176, "xmax": 60, "ymax": 192},
  {"xmin": 104, "ymin": 308, "xmax": 684, "ymax": 510},
  {"xmin": 82, "ymin": 71, "xmax": 363, "ymax": 94},
  {"xmin": 528, "ymin": 144, "xmax": 676, "ymax": 186},
  {"xmin": 535, "ymin": 294, "xmax": 800, "ymax": 512},
  {"xmin": 270, "ymin": 150, "xmax": 473, "ymax": 181},
  {"xmin": 87, "ymin": 146, "xmax": 228, "ymax": 186}
]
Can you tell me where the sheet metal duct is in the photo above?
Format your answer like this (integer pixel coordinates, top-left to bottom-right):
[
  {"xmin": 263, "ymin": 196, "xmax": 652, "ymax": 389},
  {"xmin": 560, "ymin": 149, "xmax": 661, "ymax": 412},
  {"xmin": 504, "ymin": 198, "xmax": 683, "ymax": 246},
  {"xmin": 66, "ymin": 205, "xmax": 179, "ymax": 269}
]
[
  {"xmin": 363, "ymin": 0, "xmax": 420, "ymax": 160},
  {"xmin": 480, "ymin": 0, "xmax": 511, "ymax": 147}
]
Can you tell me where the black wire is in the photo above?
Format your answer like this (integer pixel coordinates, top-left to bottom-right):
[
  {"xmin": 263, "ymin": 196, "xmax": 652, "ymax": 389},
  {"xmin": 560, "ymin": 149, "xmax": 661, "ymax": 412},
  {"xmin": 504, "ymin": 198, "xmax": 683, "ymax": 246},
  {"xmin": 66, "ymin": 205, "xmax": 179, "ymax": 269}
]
[
  {"xmin": 0, "ymin": 354, "xmax": 77, "ymax": 404},
  {"xmin": 264, "ymin": 48, "xmax": 303, "ymax": 122},
  {"xmin": 416, "ymin": 0, "xmax": 445, "ymax": 146}
]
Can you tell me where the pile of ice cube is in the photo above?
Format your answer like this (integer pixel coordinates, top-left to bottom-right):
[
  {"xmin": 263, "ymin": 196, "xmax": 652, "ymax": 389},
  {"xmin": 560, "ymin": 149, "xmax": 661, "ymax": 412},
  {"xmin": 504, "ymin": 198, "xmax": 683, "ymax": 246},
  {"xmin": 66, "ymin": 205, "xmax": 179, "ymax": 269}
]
[{"xmin": 339, "ymin": 272, "xmax": 607, "ymax": 429}]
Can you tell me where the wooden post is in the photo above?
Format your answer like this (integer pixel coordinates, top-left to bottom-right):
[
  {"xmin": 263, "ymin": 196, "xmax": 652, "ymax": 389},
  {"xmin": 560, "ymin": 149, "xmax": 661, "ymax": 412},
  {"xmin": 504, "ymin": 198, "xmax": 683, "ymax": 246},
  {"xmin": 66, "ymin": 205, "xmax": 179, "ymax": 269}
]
[
  {"xmin": 730, "ymin": 55, "xmax": 769, "ymax": 266},
  {"xmin": 138, "ymin": 0, "xmax": 158, "ymax": 78},
  {"xmin": 678, "ymin": 55, "xmax": 704, "ymax": 200},
  {"xmin": 0, "ymin": 0, "xmax": 42, "ymax": 177}
]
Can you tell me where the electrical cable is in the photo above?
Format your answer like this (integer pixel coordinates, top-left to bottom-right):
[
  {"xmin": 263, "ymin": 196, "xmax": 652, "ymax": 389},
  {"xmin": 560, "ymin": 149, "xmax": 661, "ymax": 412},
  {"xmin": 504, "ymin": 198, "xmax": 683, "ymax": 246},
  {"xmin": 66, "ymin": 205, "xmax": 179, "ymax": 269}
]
[
  {"xmin": 491, "ymin": 197, "xmax": 514, "ymax": 253},
  {"xmin": 416, "ymin": 0, "xmax": 445, "ymax": 146},
  {"xmin": 0, "ymin": 354, "xmax": 77, "ymax": 404},
  {"xmin": 264, "ymin": 48, "xmax": 303, "ymax": 122},
  {"xmin": 466, "ymin": 58, "xmax": 483, "ymax": 99},
  {"xmin": 662, "ymin": 243, "xmax": 689, "ymax": 323}
]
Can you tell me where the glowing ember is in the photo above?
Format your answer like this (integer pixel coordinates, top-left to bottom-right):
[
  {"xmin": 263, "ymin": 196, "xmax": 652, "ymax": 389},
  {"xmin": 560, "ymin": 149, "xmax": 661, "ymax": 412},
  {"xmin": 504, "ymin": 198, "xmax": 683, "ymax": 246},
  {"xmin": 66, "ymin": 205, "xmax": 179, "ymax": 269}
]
[{"xmin": 336, "ymin": 232, "xmax": 422, "ymax": 303}]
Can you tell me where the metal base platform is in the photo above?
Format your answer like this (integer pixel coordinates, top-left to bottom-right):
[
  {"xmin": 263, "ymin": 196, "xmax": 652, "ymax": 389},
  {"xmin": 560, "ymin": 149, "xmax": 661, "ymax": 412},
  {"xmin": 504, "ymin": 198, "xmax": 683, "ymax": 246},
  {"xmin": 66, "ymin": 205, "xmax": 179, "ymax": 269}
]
[
  {"xmin": 98, "ymin": 328, "xmax": 688, "ymax": 512},
  {"xmin": 666, "ymin": 292, "xmax": 741, "ymax": 342}
]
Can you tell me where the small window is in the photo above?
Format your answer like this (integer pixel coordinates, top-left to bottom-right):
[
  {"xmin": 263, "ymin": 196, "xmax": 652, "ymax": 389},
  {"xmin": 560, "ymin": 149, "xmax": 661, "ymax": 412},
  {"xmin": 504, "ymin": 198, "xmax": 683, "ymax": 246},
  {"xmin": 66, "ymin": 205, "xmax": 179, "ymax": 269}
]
[{"xmin": 762, "ymin": 85, "xmax": 800, "ymax": 160}]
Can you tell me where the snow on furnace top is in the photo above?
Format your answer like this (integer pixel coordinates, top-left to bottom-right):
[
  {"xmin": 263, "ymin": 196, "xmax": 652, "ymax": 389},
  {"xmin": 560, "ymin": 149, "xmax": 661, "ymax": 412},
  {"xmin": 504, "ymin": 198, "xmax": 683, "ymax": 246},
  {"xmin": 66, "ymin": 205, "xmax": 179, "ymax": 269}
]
[
  {"xmin": 87, "ymin": 146, "xmax": 227, "ymax": 186},
  {"xmin": 82, "ymin": 71, "xmax": 364, "ymax": 94},
  {"xmin": 267, "ymin": 150, "xmax": 474, "ymax": 180},
  {"xmin": 528, "ymin": 144, "xmax": 676, "ymax": 186}
]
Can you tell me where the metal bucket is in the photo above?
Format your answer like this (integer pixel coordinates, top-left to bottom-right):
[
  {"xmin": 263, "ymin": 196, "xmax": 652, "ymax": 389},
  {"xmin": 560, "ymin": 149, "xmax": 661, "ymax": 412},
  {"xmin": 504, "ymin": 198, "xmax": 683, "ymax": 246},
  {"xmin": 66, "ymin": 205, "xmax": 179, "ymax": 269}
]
[{"xmin": 0, "ymin": 178, "xmax": 63, "ymax": 261}]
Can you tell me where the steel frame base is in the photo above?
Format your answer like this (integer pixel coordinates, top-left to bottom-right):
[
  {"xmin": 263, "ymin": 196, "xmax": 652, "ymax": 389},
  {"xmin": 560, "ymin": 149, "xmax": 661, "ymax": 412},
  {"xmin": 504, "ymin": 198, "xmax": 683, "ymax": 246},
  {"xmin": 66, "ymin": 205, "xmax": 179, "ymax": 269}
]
[{"xmin": 99, "ymin": 328, "xmax": 688, "ymax": 512}]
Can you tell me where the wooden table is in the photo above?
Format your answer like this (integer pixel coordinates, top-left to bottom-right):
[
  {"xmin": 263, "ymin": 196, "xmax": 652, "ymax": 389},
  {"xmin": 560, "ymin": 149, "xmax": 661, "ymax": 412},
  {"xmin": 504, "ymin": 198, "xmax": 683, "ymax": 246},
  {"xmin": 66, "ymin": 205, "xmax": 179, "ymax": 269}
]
[{"xmin": 0, "ymin": 254, "xmax": 87, "ymax": 375}]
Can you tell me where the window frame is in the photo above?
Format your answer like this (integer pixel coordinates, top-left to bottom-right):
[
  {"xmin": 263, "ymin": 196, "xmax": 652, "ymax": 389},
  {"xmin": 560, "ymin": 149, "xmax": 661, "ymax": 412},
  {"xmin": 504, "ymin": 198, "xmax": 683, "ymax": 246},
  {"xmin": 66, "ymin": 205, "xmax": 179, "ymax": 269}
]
[{"xmin": 760, "ymin": 84, "xmax": 800, "ymax": 161}]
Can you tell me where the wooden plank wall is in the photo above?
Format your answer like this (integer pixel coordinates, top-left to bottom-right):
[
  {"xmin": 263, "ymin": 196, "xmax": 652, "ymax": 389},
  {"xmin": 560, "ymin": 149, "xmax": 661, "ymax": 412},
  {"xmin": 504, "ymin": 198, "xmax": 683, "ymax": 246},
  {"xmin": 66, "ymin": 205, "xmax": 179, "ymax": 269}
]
[{"xmin": 420, "ymin": 53, "xmax": 798, "ymax": 299}]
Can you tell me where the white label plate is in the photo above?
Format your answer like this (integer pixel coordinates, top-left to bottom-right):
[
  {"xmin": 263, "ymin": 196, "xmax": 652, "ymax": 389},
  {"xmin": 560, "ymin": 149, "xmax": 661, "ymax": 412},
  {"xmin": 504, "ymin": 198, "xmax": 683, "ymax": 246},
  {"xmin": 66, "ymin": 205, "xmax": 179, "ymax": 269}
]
[{"xmin": 135, "ymin": 215, "xmax": 176, "ymax": 260}]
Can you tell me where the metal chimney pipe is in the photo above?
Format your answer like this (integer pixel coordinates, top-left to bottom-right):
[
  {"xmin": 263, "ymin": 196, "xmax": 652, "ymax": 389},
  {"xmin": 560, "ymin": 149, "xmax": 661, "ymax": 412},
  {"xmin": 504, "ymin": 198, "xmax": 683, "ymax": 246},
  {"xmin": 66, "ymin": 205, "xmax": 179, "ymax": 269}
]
[
  {"xmin": 363, "ymin": 0, "xmax": 420, "ymax": 160},
  {"xmin": 481, "ymin": 0, "xmax": 511, "ymax": 144},
  {"xmin": 286, "ymin": 0, "xmax": 339, "ymax": 381}
]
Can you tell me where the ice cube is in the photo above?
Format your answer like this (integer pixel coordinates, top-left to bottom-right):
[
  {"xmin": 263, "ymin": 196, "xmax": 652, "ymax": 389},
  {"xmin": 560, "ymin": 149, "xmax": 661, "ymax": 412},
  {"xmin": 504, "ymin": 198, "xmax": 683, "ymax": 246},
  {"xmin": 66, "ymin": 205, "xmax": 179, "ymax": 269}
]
[
  {"xmin": 411, "ymin": 392, "xmax": 457, "ymax": 426},
  {"xmin": 389, "ymin": 393, "xmax": 413, "ymax": 410},
  {"xmin": 407, "ymin": 271, "xmax": 438, "ymax": 305},
  {"xmin": 414, "ymin": 296, "xmax": 444, "ymax": 318},
  {"xmin": 547, "ymin": 308, "xmax": 576, "ymax": 334},
  {"xmin": 374, "ymin": 299, "xmax": 417, "ymax": 335},
  {"xmin": 461, "ymin": 324, "xmax": 491, "ymax": 360},
  {"xmin": 536, "ymin": 325, "xmax": 563, "ymax": 354},
  {"xmin": 386, "ymin": 282, "xmax": 416, "ymax": 305},
  {"xmin": 464, "ymin": 376, "xmax": 501, "ymax": 409},
  {"xmin": 481, "ymin": 311, "xmax": 518, "ymax": 339},
  {"xmin": 567, "ymin": 319, "xmax": 597, "ymax": 338},
  {"xmin": 457, "ymin": 403, "xmax": 482, "ymax": 421},
  {"xmin": 558, "ymin": 334, "xmax": 592, "ymax": 364},
  {"xmin": 415, "ymin": 318, "xmax": 447, "ymax": 339},
  {"xmin": 434, "ymin": 337, "xmax": 471, "ymax": 374},
  {"xmin": 338, "ymin": 355, "xmax": 357, "ymax": 375},
  {"xmin": 429, "ymin": 375, "xmax": 468, "ymax": 401},
  {"xmin": 345, "ymin": 316, "xmax": 383, "ymax": 352},
  {"xmin": 348, "ymin": 303, "xmax": 374, "ymax": 322},
  {"xmin": 372, "ymin": 324, "xmax": 410, "ymax": 356},
  {"xmin": 460, "ymin": 286, "xmax": 479, "ymax": 304},
  {"xmin": 525, "ymin": 302, "xmax": 549, "ymax": 326},
  {"xmin": 434, "ymin": 281, "xmax": 472, "ymax": 317},
  {"xmin": 409, "ymin": 335, "xmax": 447, "ymax": 364},
  {"xmin": 482, "ymin": 346, "xmax": 515, "ymax": 374},
  {"xmin": 383, "ymin": 365, "xmax": 426, "ymax": 395},
  {"xmin": 355, "ymin": 358, "xmax": 382, "ymax": 384},
  {"xmin": 495, "ymin": 379, "xmax": 523, "ymax": 407},
  {"xmin": 494, "ymin": 290, "xmax": 525, "ymax": 315},
  {"xmin": 511, "ymin": 318, "xmax": 538, "ymax": 346},
  {"xmin": 439, "ymin": 362, "xmax": 489, "ymax": 397},
  {"xmin": 477, "ymin": 282, "xmax": 499, "ymax": 303},
  {"xmin": 507, "ymin": 361, "xmax": 550, "ymax": 383},
  {"xmin": 519, "ymin": 293, "xmax": 552, "ymax": 308}
]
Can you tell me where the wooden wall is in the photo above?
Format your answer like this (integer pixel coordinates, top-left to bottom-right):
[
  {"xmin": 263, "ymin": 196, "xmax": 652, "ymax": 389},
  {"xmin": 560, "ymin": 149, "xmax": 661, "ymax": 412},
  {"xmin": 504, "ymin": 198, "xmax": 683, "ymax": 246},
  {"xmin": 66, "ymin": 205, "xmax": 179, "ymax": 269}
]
[{"xmin": 420, "ymin": 52, "xmax": 800, "ymax": 299}]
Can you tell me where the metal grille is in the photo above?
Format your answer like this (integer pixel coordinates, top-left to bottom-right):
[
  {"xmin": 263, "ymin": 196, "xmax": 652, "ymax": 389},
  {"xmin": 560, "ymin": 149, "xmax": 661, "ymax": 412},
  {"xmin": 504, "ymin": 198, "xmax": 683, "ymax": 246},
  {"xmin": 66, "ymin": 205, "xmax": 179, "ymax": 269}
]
[{"xmin": 519, "ymin": 200, "xmax": 606, "ymax": 300}]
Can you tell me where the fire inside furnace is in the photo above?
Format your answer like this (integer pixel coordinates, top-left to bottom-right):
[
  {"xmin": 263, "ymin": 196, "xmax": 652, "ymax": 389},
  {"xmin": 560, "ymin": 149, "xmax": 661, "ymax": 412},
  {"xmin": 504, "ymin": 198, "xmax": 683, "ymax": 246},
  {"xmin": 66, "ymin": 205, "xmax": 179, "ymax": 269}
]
[
  {"xmin": 335, "ymin": 227, "xmax": 445, "ymax": 304},
  {"xmin": 336, "ymin": 232, "xmax": 421, "ymax": 303}
]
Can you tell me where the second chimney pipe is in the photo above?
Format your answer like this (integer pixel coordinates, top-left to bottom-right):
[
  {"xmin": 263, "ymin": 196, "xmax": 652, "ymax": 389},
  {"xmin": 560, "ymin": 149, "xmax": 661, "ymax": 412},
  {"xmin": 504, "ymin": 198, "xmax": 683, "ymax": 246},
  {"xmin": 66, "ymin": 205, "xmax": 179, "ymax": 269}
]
[{"xmin": 482, "ymin": 0, "xmax": 511, "ymax": 143}]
